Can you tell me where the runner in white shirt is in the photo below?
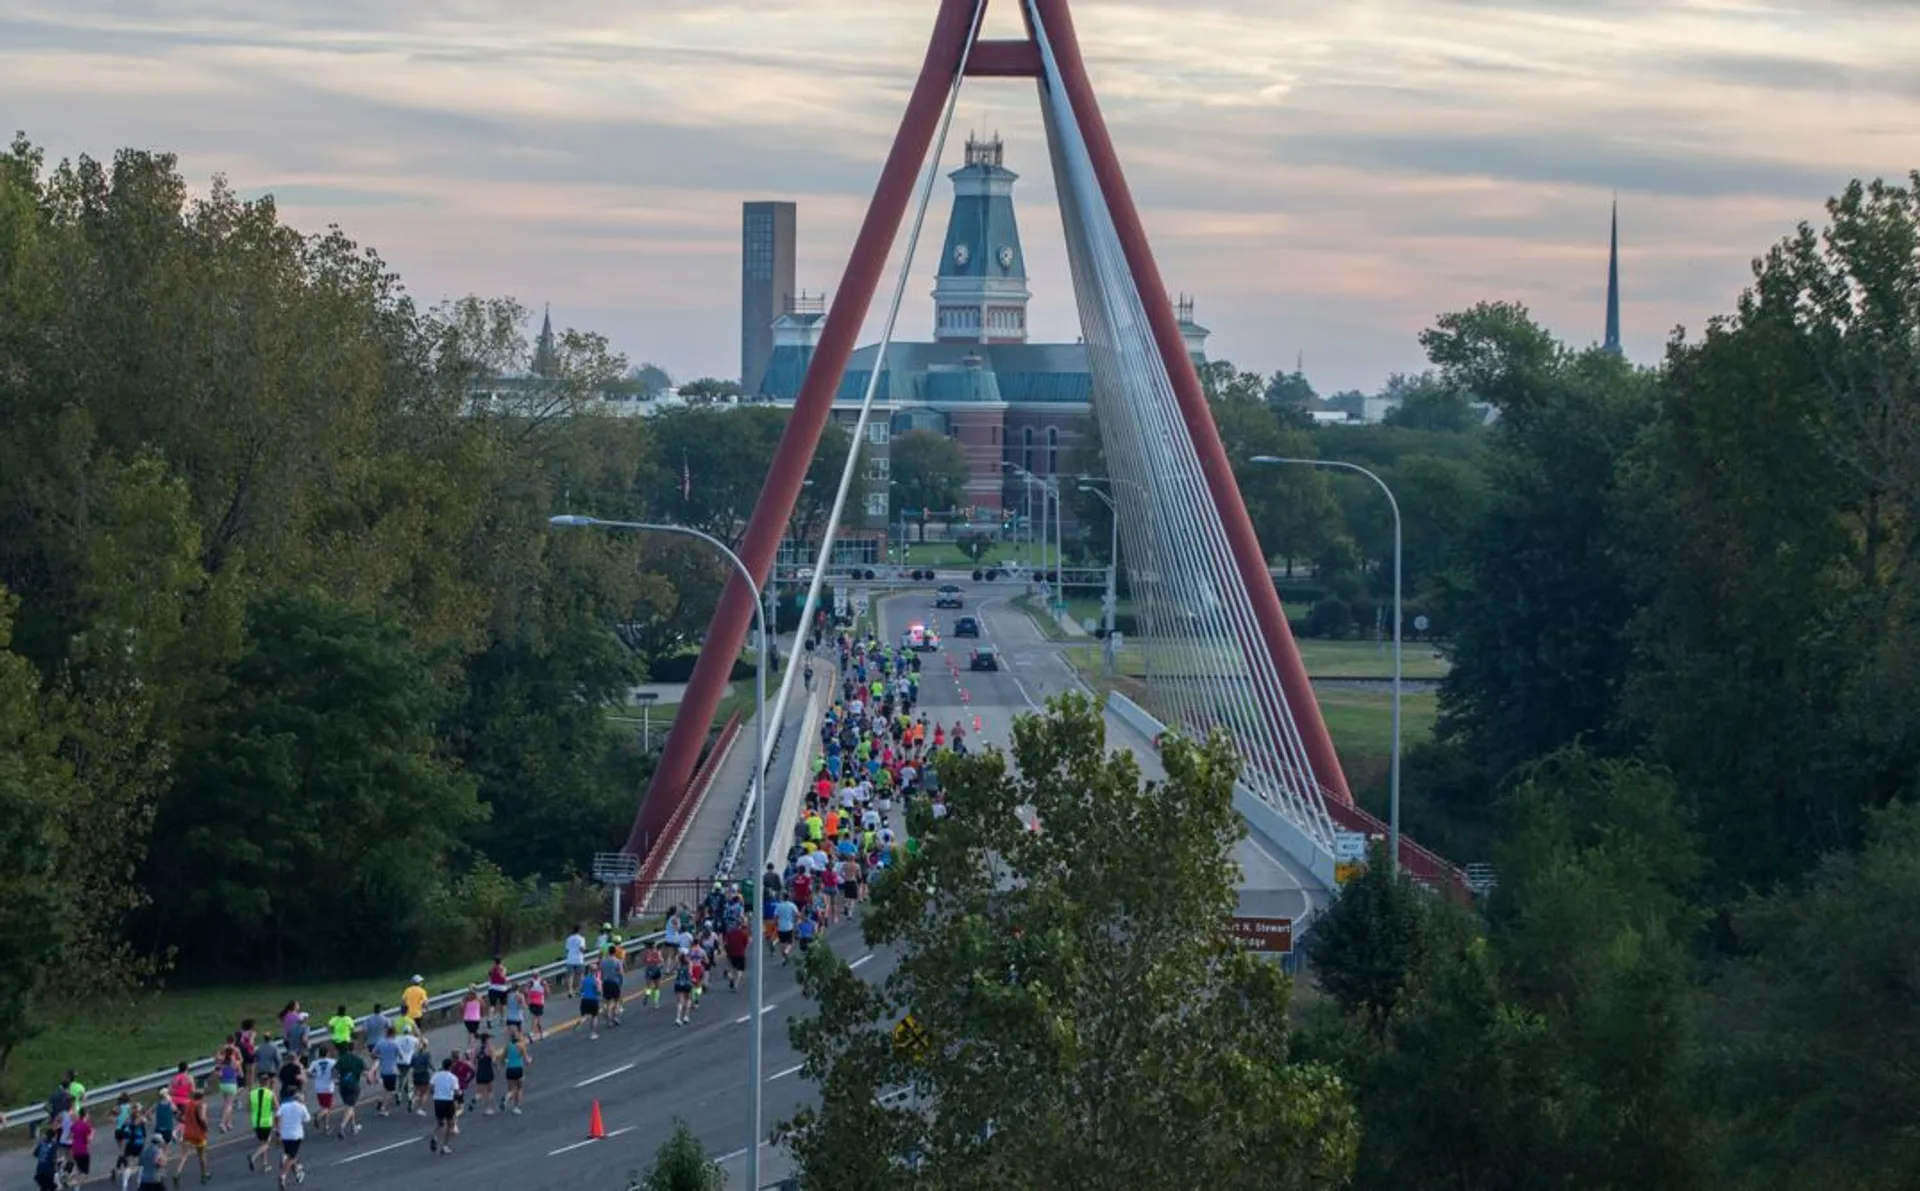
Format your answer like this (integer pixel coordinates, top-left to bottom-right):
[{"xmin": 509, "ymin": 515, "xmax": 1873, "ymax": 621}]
[
  {"xmin": 275, "ymin": 1098, "xmax": 310, "ymax": 1187},
  {"xmin": 564, "ymin": 928, "xmax": 588, "ymax": 992},
  {"xmin": 308, "ymin": 1052, "xmax": 338, "ymax": 1135},
  {"xmin": 427, "ymin": 1060, "xmax": 460, "ymax": 1155}
]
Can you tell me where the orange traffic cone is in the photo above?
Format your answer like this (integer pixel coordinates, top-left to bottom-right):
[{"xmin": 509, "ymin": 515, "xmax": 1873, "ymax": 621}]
[
  {"xmin": 588, "ymin": 1100, "xmax": 606, "ymax": 1139},
  {"xmin": 973, "ymin": 715, "xmax": 981, "ymax": 733}
]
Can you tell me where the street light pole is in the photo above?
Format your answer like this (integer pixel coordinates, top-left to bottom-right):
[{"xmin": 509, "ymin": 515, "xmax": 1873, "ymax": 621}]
[
  {"xmin": 548, "ymin": 514, "xmax": 772, "ymax": 1185},
  {"xmin": 1249, "ymin": 456, "xmax": 1404, "ymax": 874},
  {"xmin": 1078, "ymin": 485, "xmax": 1118, "ymax": 671}
]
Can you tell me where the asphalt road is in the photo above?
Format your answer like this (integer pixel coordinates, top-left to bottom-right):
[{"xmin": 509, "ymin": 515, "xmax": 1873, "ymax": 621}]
[{"xmin": 1, "ymin": 582, "xmax": 1312, "ymax": 1191}]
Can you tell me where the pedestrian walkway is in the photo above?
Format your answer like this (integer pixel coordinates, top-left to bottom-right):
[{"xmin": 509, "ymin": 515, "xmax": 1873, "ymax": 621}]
[{"xmin": 658, "ymin": 654, "xmax": 824, "ymax": 892}]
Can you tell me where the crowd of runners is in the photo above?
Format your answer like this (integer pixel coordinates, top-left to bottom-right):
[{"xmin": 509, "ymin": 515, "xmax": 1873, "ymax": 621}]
[{"xmin": 28, "ymin": 624, "xmax": 963, "ymax": 1191}]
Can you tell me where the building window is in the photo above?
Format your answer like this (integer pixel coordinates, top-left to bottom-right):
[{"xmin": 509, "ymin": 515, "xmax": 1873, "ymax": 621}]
[
  {"xmin": 1022, "ymin": 426, "xmax": 1034, "ymax": 472},
  {"xmin": 1047, "ymin": 426, "xmax": 1059, "ymax": 474},
  {"xmin": 990, "ymin": 425, "xmax": 1000, "ymax": 446},
  {"xmin": 865, "ymin": 491, "xmax": 889, "ymax": 517},
  {"xmin": 868, "ymin": 422, "xmax": 890, "ymax": 445},
  {"xmin": 868, "ymin": 457, "xmax": 890, "ymax": 481}
]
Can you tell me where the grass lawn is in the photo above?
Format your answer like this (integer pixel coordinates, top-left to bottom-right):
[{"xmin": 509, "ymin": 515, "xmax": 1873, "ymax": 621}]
[
  {"xmin": 892, "ymin": 540, "xmax": 1025, "ymax": 568},
  {"xmin": 5, "ymin": 934, "xmax": 583, "ymax": 1108},
  {"xmin": 1062, "ymin": 638, "xmax": 1449, "ymax": 680}
]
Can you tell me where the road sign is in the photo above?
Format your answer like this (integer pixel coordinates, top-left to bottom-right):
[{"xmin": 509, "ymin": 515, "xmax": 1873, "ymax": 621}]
[
  {"xmin": 1335, "ymin": 861, "xmax": 1366, "ymax": 885},
  {"xmin": 1228, "ymin": 915, "xmax": 1294, "ymax": 954},
  {"xmin": 1333, "ymin": 830, "xmax": 1368, "ymax": 862},
  {"xmin": 893, "ymin": 1013, "xmax": 931, "ymax": 1062},
  {"xmin": 1413, "ymin": 614, "xmax": 1431, "ymax": 632}
]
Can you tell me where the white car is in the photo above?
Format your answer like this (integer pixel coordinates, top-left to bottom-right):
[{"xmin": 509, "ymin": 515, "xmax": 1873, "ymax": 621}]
[{"xmin": 903, "ymin": 624, "xmax": 940, "ymax": 652}]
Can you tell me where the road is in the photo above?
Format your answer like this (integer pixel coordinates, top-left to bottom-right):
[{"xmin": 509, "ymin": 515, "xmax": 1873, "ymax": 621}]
[{"xmin": 0, "ymin": 582, "xmax": 1315, "ymax": 1191}]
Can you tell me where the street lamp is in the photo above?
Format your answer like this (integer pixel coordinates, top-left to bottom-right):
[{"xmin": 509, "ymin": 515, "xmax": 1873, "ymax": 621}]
[
  {"xmin": 1249, "ymin": 456, "xmax": 1404, "ymax": 874},
  {"xmin": 548, "ymin": 513, "xmax": 772, "ymax": 1185},
  {"xmin": 1004, "ymin": 463, "xmax": 1060, "ymax": 605},
  {"xmin": 1076, "ymin": 485, "xmax": 1119, "ymax": 668}
]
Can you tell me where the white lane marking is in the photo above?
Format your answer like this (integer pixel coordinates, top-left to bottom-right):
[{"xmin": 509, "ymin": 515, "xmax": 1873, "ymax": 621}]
[
  {"xmin": 849, "ymin": 952, "xmax": 874, "ymax": 969},
  {"xmin": 1010, "ymin": 675, "xmax": 1039, "ymax": 711},
  {"xmin": 547, "ymin": 1126, "xmax": 635, "ymax": 1157},
  {"xmin": 336, "ymin": 1137, "xmax": 420, "ymax": 1165},
  {"xmin": 716, "ymin": 1142, "xmax": 772, "ymax": 1164},
  {"xmin": 573, "ymin": 1061, "xmax": 635, "ymax": 1088},
  {"xmin": 770, "ymin": 1063, "xmax": 804, "ymax": 1081},
  {"xmin": 733, "ymin": 1003, "xmax": 777, "ymax": 1024}
]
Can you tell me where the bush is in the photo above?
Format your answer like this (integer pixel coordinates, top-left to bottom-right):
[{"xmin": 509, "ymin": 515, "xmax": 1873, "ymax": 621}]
[
  {"xmin": 1306, "ymin": 595, "xmax": 1353, "ymax": 640},
  {"xmin": 643, "ymin": 652, "xmax": 759, "ymax": 684}
]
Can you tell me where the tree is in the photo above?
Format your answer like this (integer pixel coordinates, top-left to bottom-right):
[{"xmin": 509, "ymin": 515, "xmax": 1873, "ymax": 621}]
[
  {"xmin": 1381, "ymin": 372, "xmax": 1480, "ymax": 433},
  {"xmin": 1712, "ymin": 801, "xmax": 1920, "ymax": 1188},
  {"xmin": 1266, "ymin": 368, "xmax": 1319, "ymax": 417},
  {"xmin": 631, "ymin": 1119, "xmax": 725, "ymax": 1191},
  {"xmin": 1427, "ymin": 309, "xmax": 1654, "ymax": 787},
  {"xmin": 676, "ymin": 377, "xmax": 744, "ymax": 402},
  {"xmin": 628, "ymin": 362, "xmax": 673, "ymax": 395},
  {"xmin": 890, "ymin": 429, "xmax": 969, "ymax": 540},
  {"xmin": 1305, "ymin": 844, "xmax": 1434, "ymax": 1037},
  {"xmin": 780, "ymin": 694, "xmax": 1358, "ymax": 1190},
  {"xmin": 0, "ymin": 589, "xmax": 75, "ymax": 1078},
  {"xmin": 153, "ymin": 586, "xmax": 484, "ymax": 976}
]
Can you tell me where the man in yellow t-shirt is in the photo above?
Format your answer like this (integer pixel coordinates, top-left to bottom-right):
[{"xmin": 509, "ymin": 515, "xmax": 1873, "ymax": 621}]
[
  {"xmin": 327, "ymin": 1004, "xmax": 357, "ymax": 1050},
  {"xmin": 401, "ymin": 976, "xmax": 428, "ymax": 1025}
]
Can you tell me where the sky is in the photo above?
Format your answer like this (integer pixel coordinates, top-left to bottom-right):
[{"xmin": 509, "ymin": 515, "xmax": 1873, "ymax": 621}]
[{"xmin": 2, "ymin": 0, "xmax": 1916, "ymax": 394}]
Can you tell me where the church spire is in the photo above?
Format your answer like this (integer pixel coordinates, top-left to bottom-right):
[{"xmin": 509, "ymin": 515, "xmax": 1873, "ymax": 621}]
[
  {"xmin": 1604, "ymin": 198, "xmax": 1622, "ymax": 356},
  {"xmin": 532, "ymin": 304, "xmax": 559, "ymax": 378}
]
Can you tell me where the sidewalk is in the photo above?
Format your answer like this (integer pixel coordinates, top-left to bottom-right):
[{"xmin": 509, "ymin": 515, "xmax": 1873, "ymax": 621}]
[{"xmin": 659, "ymin": 652, "xmax": 822, "ymax": 892}]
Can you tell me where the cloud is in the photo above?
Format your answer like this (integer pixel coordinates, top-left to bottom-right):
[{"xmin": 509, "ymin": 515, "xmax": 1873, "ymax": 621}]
[{"xmin": 1, "ymin": 0, "xmax": 1914, "ymax": 393}]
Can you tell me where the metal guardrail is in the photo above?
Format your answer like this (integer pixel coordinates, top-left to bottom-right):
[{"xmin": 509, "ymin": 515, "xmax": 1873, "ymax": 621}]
[
  {"xmin": 715, "ymin": 708, "xmax": 790, "ymax": 880},
  {"xmin": 0, "ymin": 926, "xmax": 672, "ymax": 1137}
]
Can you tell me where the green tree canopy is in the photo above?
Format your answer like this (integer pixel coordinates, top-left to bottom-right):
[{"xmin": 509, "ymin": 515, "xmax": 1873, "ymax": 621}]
[
  {"xmin": 890, "ymin": 429, "xmax": 970, "ymax": 538},
  {"xmin": 781, "ymin": 694, "xmax": 1358, "ymax": 1190}
]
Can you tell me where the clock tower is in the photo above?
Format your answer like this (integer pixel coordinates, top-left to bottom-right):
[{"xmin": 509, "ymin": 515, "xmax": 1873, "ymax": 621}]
[{"xmin": 933, "ymin": 134, "xmax": 1031, "ymax": 344}]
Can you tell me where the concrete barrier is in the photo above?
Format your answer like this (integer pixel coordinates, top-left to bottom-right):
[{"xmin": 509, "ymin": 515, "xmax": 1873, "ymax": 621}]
[
  {"xmin": 764, "ymin": 667, "xmax": 830, "ymax": 876},
  {"xmin": 1105, "ymin": 691, "xmax": 1336, "ymax": 888}
]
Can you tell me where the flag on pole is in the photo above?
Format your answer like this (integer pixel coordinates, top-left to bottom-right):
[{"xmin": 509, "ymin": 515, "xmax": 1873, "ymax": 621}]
[{"xmin": 681, "ymin": 451, "xmax": 692, "ymax": 501}]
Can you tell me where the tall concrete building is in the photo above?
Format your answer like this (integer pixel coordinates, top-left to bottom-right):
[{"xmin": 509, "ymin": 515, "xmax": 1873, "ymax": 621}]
[{"xmin": 740, "ymin": 201, "xmax": 797, "ymax": 394}]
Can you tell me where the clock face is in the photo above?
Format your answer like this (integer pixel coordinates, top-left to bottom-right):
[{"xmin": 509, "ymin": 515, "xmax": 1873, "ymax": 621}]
[
  {"xmin": 998, "ymin": 245, "xmax": 1014, "ymax": 268},
  {"xmin": 953, "ymin": 243, "xmax": 970, "ymax": 266}
]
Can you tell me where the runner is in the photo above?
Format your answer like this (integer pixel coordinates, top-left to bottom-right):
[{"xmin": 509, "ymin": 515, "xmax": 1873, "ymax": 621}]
[
  {"xmin": 308, "ymin": 1045, "xmax": 338, "ymax": 1136},
  {"xmin": 460, "ymin": 986, "xmax": 484, "ymax": 1042},
  {"xmin": 503, "ymin": 982, "xmax": 527, "ymax": 1040},
  {"xmin": 133, "ymin": 1128, "xmax": 166, "ymax": 1191},
  {"xmin": 65, "ymin": 1107, "xmax": 91, "ymax": 1188},
  {"xmin": 472, "ymin": 1035, "xmax": 498, "ymax": 1115},
  {"xmin": 213, "ymin": 1046, "xmax": 242, "ymax": 1133},
  {"xmin": 485, "ymin": 957, "xmax": 510, "ymax": 1028},
  {"xmin": 407, "ymin": 1037, "xmax": 434, "ymax": 1115},
  {"xmin": 671, "ymin": 958, "xmax": 695, "ymax": 1027},
  {"xmin": 166, "ymin": 1062, "xmax": 194, "ymax": 1122},
  {"xmin": 774, "ymin": 893, "xmax": 800, "ymax": 965},
  {"xmin": 370, "ymin": 1030, "xmax": 402, "ymax": 1117},
  {"xmin": 564, "ymin": 925, "xmax": 587, "ymax": 994},
  {"xmin": 525, "ymin": 973, "xmax": 548, "ymax": 1042},
  {"xmin": 174, "ymin": 1088, "xmax": 211, "ymax": 1185},
  {"xmin": 599, "ymin": 942, "xmax": 625, "ymax": 1027},
  {"xmin": 426, "ymin": 1059, "xmax": 459, "ymax": 1155},
  {"xmin": 641, "ymin": 940, "xmax": 665, "ymax": 1009},
  {"xmin": 245, "ymin": 1076, "xmax": 276, "ymax": 1174},
  {"xmin": 333, "ymin": 1043, "xmax": 366, "ymax": 1138},
  {"xmin": 579, "ymin": 966, "xmax": 602, "ymax": 1040},
  {"xmin": 327, "ymin": 1004, "xmax": 357, "ymax": 1055},
  {"xmin": 723, "ymin": 917, "xmax": 749, "ymax": 992},
  {"xmin": 273, "ymin": 1093, "xmax": 309, "ymax": 1188},
  {"xmin": 401, "ymin": 975, "xmax": 429, "ymax": 1032},
  {"xmin": 502, "ymin": 1031, "xmax": 530, "ymax": 1117},
  {"xmin": 115, "ymin": 1097, "xmax": 149, "ymax": 1185}
]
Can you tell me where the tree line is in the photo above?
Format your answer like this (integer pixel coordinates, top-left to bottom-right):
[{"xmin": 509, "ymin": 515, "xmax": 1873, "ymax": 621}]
[
  {"xmin": 0, "ymin": 135, "xmax": 864, "ymax": 1082},
  {"xmin": 1298, "ymin": 172, "xmax": 1920, "ymax": 1188}
]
